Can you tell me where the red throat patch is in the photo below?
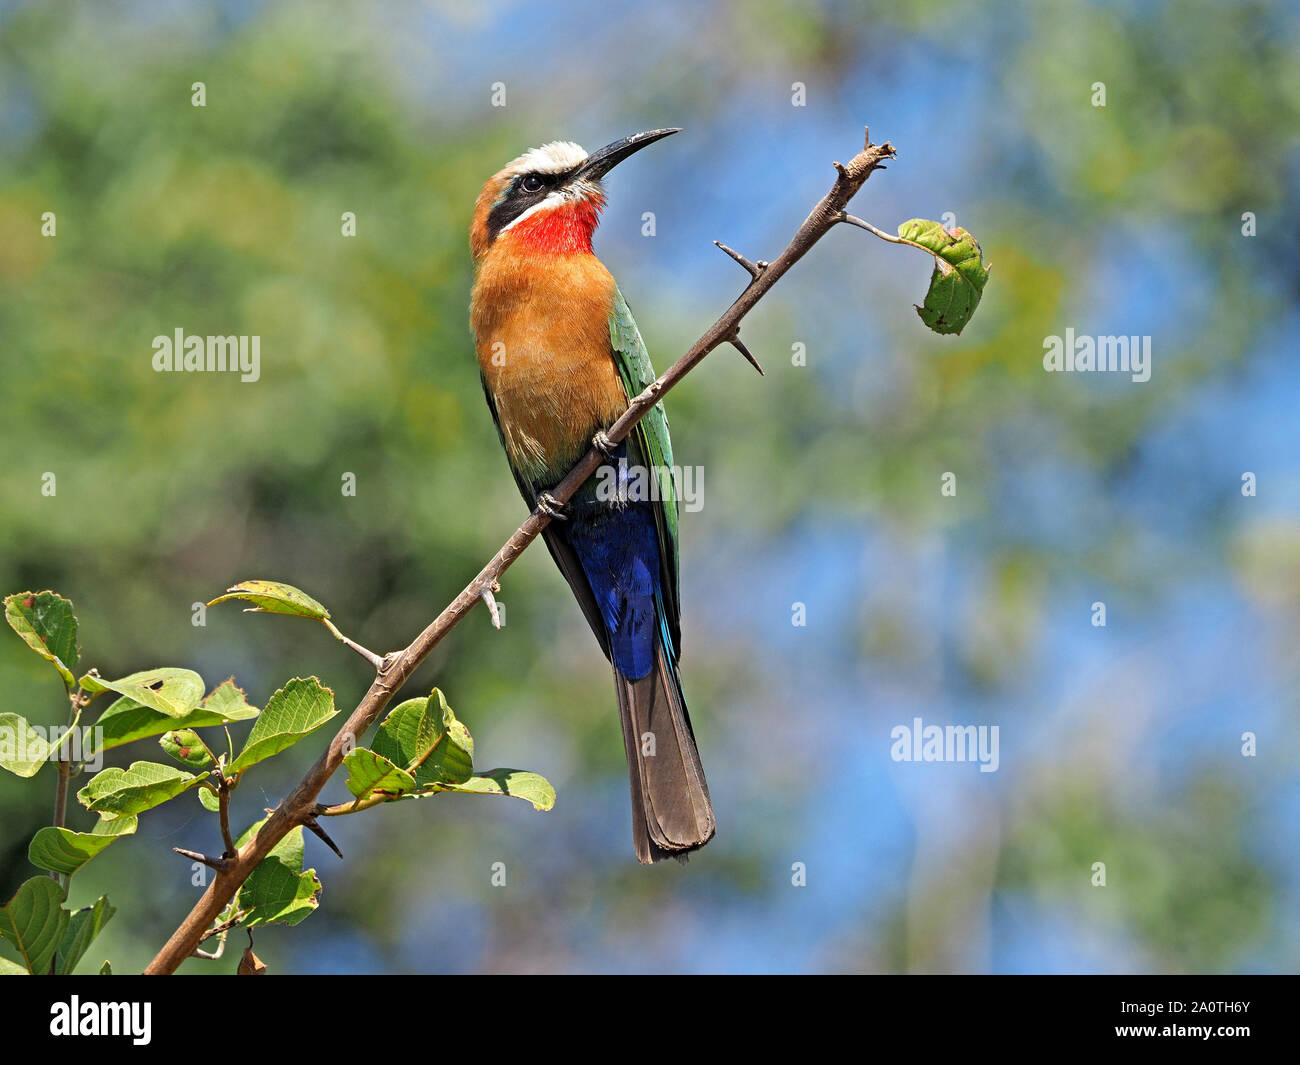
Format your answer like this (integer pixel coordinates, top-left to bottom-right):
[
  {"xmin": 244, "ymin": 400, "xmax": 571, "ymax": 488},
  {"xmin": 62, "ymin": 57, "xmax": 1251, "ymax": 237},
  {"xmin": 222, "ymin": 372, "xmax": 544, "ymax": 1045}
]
[{"xmin": 507, "ymin": 195, "xmax": 604, "ymax": 255}]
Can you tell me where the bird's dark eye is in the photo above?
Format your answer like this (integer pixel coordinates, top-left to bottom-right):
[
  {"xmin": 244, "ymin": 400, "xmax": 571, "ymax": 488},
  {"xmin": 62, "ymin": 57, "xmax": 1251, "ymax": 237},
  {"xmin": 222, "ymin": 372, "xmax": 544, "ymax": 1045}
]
[{"xmin": 520, "ymin": 174, "xmax": 546, "ymax": 193}]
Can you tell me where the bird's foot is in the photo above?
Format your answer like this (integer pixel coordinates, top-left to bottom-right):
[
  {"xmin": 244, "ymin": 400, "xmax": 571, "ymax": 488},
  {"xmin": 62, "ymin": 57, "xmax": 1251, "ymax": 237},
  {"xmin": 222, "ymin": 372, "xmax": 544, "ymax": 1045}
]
[
  {"xmin": 535, "ymin": 492, "xmax": 568, "ymax": 521},
  {"xmin": 592, "ymin": 429, "xmax": 618, "ymax": 457}
]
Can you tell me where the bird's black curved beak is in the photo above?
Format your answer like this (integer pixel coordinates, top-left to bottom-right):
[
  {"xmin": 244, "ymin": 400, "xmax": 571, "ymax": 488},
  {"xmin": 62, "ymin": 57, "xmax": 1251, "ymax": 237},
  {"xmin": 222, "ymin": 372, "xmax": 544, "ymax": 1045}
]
[{"xmin": 576, "ymin": 128, "xmax": 681, "ymax": 181}]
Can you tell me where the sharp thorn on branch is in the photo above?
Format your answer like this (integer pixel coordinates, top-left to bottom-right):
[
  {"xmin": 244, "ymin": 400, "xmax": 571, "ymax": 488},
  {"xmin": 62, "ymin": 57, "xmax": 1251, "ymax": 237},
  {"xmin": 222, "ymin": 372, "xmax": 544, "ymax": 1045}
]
[
  {"xmin": 303, "ymin": 814, "xmax": 344, "ymax": 860},
  {"xmin": 728, "ymin": 334, "xmax": 765, "ymax": 376},
  {"xmin": 173, "ymin": 847, "xmax": 230, "ymax": 872},
  {"xmin": 713, "ymin": 240, "xmax": 763, "ymax": 279}
]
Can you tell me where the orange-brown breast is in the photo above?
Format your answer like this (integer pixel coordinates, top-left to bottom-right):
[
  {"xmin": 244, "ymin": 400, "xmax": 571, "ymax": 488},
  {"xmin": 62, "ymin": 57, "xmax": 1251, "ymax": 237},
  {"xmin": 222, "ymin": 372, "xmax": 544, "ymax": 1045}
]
[{"xmin": 471, "ymin": 238, "xmax": 629, "ymax": 484}]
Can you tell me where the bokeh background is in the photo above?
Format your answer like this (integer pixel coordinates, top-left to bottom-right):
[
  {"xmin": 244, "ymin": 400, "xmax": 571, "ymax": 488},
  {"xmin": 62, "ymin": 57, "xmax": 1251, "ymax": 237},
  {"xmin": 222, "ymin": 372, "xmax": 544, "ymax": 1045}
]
[{"xmin": 1, "ymin": 0, "xmax": 1297, "ymax": 974}]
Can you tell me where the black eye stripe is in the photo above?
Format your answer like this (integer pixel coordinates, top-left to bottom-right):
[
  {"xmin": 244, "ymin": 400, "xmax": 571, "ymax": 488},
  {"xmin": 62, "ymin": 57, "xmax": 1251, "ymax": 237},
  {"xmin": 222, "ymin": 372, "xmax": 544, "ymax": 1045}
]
[{"xmin": 485, "ymin": 166, "xmax": 580, "ymax": 243}]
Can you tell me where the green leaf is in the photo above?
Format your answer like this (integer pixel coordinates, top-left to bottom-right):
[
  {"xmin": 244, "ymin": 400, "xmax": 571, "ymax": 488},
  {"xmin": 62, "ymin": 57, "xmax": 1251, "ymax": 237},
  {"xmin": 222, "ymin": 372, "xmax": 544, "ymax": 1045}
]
[
  {"xmin": 0, "ymin": 956, "xmax": 27, "ymax": 975},
  {"xmin": 28, "ymin": 817, "xmax": 138, "ymax": 876},
  {"xmin": 209, "ymin": 580, "xmax": 331, "ymax": 620},
  {"xmin": 342, "ymin": 747, "xmax": 416, "ymax": 802},
  {"xmin": 372, "ymin": 688, "xmax": 473, "ymax": 787},
  {"xmin": 159, "ymin": 728, "xmax": 213, "ymax": 769},
  {"xmin": 370, "ymin": 697, "xmax": 438, "ymax": 770},
  {"xmin": 235, "ymin": 823, "xmax": 321, "ymax": 928},
  {"xmin": 77, "ymin": 761, "xmax": 201, "ymax": 819},
  {"xmin": 0, "ymin": 877, "xmax": 68, "ymax": 974},
  {"xmin": 198, "ymin": 786, "xmax": 221, "ymax": 812},
  {"xmin": 0, "ymin": 713, "xmax": 51, "ymax": 777},
  {"xmin": 91, "ymin": 685, "xmax": 255, "ymax": 754},
  {"xmin": 55, "ymin": 895, "xmax": 114, "ymax": 975},
  {"xmin": 80, "ymin": 667, "xmax": 205, "ymax": 719},
  {"xmin": 896, "ymin": 218, "xmax": 991, "ymax": 336},
  {"xmin": 435, "ymin": 769, "xmax": 556, "ymax": 811},
  {"xmin": 228, "ymin": 677, "xmax": 337, "ymax": 774},
  {"xmin": 200, "ymin": 678, "xmax": 259, "ymax": 721},
  {"xmin": 4, "ymin": 591, "xmax": 78, "ymax": 689}
]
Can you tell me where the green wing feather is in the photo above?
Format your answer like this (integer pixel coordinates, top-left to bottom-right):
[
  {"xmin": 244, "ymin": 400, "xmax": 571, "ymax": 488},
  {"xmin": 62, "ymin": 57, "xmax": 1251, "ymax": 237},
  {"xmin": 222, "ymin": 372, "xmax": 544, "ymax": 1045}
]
[
  {"xmin": 480, "ymin": 373, "xmax": 615, "ymax": 660},
  {"xmin": 608, "ymin": 288, "xmax": 682, "ymax": 660}
]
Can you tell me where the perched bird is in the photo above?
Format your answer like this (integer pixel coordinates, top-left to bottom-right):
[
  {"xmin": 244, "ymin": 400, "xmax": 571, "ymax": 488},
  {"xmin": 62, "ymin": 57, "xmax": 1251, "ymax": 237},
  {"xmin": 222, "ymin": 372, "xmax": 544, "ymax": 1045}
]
[{"xmin": 469, "ymin": 129, "xmax": 715, "ymax": 863}]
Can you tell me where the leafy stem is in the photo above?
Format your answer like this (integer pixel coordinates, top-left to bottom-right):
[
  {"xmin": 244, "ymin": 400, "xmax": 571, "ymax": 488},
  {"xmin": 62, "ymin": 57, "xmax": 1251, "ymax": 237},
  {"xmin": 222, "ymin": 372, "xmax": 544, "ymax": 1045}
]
[
  {"xmin": 217, "ymin": 773, "xmax": 236, "ymax": 859},
  {"xmin": 321, "ymin": 618, "xmax": 385, "ymax": 670}
]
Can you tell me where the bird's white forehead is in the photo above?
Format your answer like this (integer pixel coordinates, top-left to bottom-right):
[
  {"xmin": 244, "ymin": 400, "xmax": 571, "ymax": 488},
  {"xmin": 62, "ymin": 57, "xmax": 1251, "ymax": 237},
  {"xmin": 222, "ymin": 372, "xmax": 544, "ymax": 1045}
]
[{"xmin": 504, "ymin": 140, "xmax": 588, "ymax": 176}]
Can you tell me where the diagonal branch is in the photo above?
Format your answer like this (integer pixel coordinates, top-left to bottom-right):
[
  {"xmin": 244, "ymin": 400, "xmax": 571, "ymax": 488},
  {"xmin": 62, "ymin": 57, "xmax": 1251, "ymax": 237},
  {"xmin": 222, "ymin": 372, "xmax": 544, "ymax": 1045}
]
[{"xmin": 143, "ymin": 128, "xmax": 895, "ymax": 975}]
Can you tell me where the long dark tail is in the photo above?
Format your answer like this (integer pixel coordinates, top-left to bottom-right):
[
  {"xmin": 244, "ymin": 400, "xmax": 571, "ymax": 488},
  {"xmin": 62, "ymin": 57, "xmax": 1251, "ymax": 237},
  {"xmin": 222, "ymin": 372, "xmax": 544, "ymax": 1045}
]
[{"xmin": 614, "ymin": 641, "xmax": 715, "ymax": 864}]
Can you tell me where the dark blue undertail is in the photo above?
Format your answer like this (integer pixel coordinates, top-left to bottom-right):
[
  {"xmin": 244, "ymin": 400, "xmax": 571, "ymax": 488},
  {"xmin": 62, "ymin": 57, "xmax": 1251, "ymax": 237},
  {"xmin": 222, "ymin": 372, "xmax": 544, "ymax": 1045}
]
[{"xmin": 558, "ymin": 489, "xmax": 714, "ymax": 863}]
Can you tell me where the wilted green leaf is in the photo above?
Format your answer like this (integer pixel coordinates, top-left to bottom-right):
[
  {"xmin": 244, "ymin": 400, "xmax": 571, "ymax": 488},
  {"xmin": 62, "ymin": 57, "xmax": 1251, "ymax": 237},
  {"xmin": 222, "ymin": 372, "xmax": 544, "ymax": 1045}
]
[
  {"xmin": 435, "ymin": 769, "xmax": 556, "ymax": 811},
  {"xmin": 342, "ymin": 747, "xmax": 416, "ymax": 802},
  {"xmin": 159, "ymin": 728, "xmax": 213, "ymax": 769},
  {"xmin": 55, "ymin": 896, "xmax": 115, "ymax": 975},
  {"xmin": 77, "ymin": 761, "xmax": 201, "ymax": 819},
  {"xmin": 0, "ymin": 713, "xmax": 51, "ymax": 777},
  {"xmin": 0, "ymin": 877, "xmax": 68, "ymax": 975},
  {"xmin": 80, "ymin": 667, "xmax": 205, "ymax": 719},
  {"xmin": 28, "ymin": 817, "xmax": 138, "ymax": 876},
  {"xmin": 209, "ymin": 580, "xmax": 331, "ymax": 620},
  {"xmin": 4, "ymin": 591, "xmax": 78, "ymax": 689},
  {"xmin": 234, "ymin": 823, "xmax": 321, "ymax": 928},
  {"xmin": 228, "ymin": 677, "xmax": 337, "ymax": 773},
  {"xmin": 896, "ymin": 218, "xmax": 991, "ymax": 335},
  {"xmin": 372, "ymin": 688, "xmax": 473, "ymax": 787}
]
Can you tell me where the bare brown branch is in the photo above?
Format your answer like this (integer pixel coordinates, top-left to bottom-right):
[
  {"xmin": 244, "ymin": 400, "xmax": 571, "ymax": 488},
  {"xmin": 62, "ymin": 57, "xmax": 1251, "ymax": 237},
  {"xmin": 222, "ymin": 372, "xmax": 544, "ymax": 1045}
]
[{"xmin": 143, "ymin": 129, "xmax": 895, "ymax": 975}]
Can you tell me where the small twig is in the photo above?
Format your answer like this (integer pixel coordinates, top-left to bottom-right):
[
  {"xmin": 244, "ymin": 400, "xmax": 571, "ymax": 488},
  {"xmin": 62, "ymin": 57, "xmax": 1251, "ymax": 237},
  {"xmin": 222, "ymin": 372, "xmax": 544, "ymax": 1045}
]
[
  {"xmin": 321, "ymin": 618, "xmax": 385, "ymax": 670},
  {"xmin": 52, "ymin": 761, "xmax": 69, "ymax": 831},
  {"xmin": 217, "ymin": 776, "xmax": 236, "ymax": 858},
  {"xmin": 315, "ymin": 792, "xmax": 402, "ymax": 817},
  {"xmin": 48, "ymin": 691, "xmax": 84, "ymax": 888},
  {"xmin": 192, "ymin": 922, "xmax": 232, "ymax": 960},
  {"xmin": 838, "ymin": 211, "xmax": 911, "ymax": 246},
  {"xmin": 47, "ymin": 761, "xmax": 70, "ymax": 894},
  {"xmin": 197, "ymin": 911, "xmax": 245, "ymax": 945}
]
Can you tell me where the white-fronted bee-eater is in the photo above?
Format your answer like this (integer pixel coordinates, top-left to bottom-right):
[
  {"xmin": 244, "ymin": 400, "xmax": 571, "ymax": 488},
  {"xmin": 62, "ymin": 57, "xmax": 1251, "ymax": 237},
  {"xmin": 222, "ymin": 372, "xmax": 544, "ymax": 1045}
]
[{"xmin": 469, "ymin": 128, "xmax": 715, "ymax": 863}]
